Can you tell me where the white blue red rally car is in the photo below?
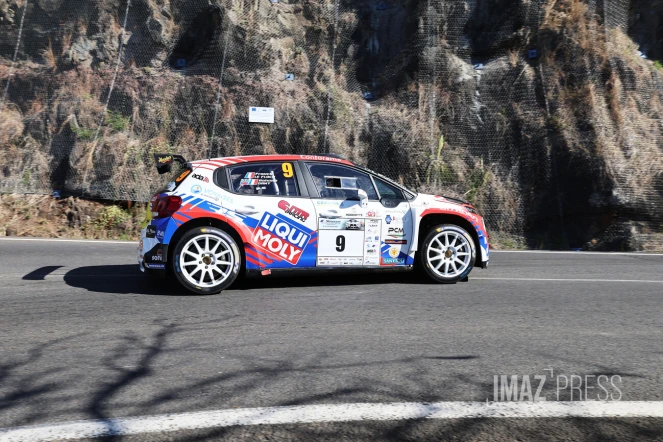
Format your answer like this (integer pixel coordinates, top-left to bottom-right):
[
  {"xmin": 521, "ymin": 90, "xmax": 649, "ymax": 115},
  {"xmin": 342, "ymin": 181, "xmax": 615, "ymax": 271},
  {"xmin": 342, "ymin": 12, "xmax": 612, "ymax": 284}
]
[{"xmin": 139, "ymin": 154, "xmax": 490, "ymax": 294}]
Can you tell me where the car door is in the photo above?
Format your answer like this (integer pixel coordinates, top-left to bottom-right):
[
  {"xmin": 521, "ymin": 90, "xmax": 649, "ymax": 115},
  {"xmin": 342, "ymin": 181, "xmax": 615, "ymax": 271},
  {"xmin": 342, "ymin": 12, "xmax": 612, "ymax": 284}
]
[
  {"xmin": 223, "ymin": 161, "xmax": 317, "ymax": 269},
  {"xmin": 302, "ymin": 162, "xmax": 413, "ymax": 267}
]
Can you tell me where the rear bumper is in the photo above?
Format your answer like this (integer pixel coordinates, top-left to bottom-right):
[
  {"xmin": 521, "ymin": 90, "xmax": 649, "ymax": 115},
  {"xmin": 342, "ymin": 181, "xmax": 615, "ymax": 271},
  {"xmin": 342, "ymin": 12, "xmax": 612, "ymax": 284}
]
[{"xmin": 138, "ymin": 228, "xmax": 168, "ymax": 271}]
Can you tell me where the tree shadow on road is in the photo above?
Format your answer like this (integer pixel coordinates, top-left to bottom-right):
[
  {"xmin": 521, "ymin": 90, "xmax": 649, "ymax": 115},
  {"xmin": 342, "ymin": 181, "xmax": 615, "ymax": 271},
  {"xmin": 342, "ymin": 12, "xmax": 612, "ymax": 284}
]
[{"xmin": 2, "ymin": 318, "xmax": 663, "ymax": 441}]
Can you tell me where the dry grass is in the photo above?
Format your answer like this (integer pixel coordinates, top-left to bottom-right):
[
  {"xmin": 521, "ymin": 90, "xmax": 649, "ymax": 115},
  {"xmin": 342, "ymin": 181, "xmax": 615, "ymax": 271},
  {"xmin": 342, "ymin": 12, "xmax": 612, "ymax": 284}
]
[
  {"xmin": 41, "ymin": 39, "xmax": 57, "ymax": 70},
  {"xmin": 0, "ymin": 107, "xmax": 24, "ymax": 146}
]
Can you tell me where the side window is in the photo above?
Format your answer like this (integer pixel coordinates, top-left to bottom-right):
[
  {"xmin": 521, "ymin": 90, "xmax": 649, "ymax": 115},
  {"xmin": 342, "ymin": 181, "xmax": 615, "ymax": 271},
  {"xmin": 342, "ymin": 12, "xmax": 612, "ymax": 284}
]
[
  {"xmin": 374, "ymin": 177, "xmax": 405, "ymax": 200},
  {"xmin": 306, "ymin": 163, "xmax": 378, "ymax": 200},
  {"xmin": 228, "ymin": 162, "xmax": 300, "ymax": 196}
]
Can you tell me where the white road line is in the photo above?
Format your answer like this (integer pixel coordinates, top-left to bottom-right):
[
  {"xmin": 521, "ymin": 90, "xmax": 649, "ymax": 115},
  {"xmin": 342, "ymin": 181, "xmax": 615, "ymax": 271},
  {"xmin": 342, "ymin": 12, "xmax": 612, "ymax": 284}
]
[
  {"xmin": 0, "ymin": 238, "xmax": 135, "ymax": 245},
  {"xmin": 491, "ymin": 250, "xmax": 663, "ymax": 256},
  {"xmin": 1, "ymin": 401, "xmax": 662, "ymax": 441},
  {"xmin": 474, "ymin": 277, "xmax": 663, "ymax": 283}
]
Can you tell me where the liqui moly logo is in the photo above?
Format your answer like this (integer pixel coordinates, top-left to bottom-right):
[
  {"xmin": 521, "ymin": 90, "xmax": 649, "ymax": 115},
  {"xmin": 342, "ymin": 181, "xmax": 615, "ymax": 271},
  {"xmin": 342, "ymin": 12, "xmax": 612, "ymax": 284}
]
[{"xmin": 252, "ymin": 213, "xmax": 311, "ymax": 265}]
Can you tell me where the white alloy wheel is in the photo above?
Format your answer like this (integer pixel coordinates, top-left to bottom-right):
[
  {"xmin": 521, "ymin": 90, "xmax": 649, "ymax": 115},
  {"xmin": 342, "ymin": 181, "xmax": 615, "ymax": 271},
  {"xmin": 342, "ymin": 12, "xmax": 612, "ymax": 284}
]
[
  {"xmin": 179, "ymin": 234, "xmax": 235, "ymax": 288},
  {"xmin": 425, "ymin": 228, "xmax": 473, "ymax": 279}
]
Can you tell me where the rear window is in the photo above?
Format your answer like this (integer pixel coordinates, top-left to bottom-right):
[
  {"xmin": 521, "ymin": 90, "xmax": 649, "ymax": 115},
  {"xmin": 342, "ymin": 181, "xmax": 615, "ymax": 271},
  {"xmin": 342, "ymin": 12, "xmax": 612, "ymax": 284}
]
[{"xmin": 228, "ymin": 162, "xmax": 300, "ymax": 196}]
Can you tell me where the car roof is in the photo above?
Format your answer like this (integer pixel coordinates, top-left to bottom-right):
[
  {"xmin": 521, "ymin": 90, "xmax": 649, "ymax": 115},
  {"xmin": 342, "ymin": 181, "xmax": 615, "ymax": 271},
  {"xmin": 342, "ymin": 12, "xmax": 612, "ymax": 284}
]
[{"xmin": 191, "ymin": 154, "xmax": 354, "ymax": 169}]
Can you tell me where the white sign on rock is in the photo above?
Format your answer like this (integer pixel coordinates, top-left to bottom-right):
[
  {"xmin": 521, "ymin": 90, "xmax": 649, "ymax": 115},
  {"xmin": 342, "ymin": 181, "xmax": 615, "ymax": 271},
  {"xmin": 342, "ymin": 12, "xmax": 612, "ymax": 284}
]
[{"xmin": 248, "ymin": 107, "xmax": 275, "ymax": 124}]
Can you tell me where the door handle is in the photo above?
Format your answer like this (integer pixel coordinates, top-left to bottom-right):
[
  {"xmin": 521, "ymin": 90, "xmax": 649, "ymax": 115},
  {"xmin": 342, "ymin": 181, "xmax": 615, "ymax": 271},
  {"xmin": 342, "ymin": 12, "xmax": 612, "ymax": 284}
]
[
  {"xmin": 236, "ymin": 206, "xmax": 259, "ymax": 215},
  {"xmin": 320, "ymin": 210, "xmax": 341, "ymax": 218}
]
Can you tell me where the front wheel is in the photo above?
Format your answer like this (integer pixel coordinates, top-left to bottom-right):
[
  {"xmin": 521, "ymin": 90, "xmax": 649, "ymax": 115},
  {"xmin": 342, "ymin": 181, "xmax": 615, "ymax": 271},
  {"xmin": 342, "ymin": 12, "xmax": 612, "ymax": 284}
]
[
  {"xmin": 417, "ymin": 224, "xmax": 476, "ymax": 283},
  {"xmin": 172, "ymin": 227, "xmax": 242, "ymax": 294}
]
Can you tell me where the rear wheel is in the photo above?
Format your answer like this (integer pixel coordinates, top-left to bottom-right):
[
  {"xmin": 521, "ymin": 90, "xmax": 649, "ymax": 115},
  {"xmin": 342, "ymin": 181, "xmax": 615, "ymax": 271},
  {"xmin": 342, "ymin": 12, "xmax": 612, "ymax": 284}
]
[
  {"xmin": 172, "ymin": 227, "xmax": 242, "ymax": 294},
  {"xmin": 417, "ymin": 224, "xmax": 475, "ymax": 283}
]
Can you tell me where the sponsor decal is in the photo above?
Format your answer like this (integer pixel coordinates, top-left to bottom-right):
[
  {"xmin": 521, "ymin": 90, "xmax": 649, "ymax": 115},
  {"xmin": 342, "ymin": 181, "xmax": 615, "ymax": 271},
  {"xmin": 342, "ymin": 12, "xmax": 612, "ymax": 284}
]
[
  {"xmin": 157, "ymin": 155, "xmax": 173, "ymax": 164},
  {"xmin": 278, "ymin": 200, "xmax": 309, "ymax": 222},
  {"xmin": 367, "ymin": 210, "xmax": 379, "ymax": 217},
  {"xmin": 315, "ymin": 200, "xmax": 339, "ymax": 206},
  {"xmin": 252, "ymin": 213, "xmax": 311, "ymax": 265},
  {"xmin": 201, "ymin": 188, "xmax": 233, "ymax": 204},
  {"xmin": 240, "ymin": 172, "xmax": 276, "ymax": 186},
  {"xmin": 381, "ymin": 247, "xmax": 405, "ymax": 265},
  {"xmin": 320, "ymin": 219, "xmax": 344, "ymax": 230},
  {"xmin": 387, "ymin": 227, "xmax": 405, "ymax": 238},
  {"xmin": 345, "ymin": 219, "xmax": 364, "ymax": 230},
  {"xmin": 319, "ymin": 218, "xmax": 364, "ymax": 231},
  {"xmin": 385, "ymin": 215, "xmax": 393, "ymax": 224},
  {"xmin": 316, "ymin": 257, "xmax": 363, "ymax": 266},
  {"xmin": 366, "ymin": 249, "xmax": 377, "ymax": 253},
  {"xmin": 191, "ymin": 173, "xmax": 209, "ymax": 183},
  {"xmin": 191, "ymin": 184, "xmax": 202, "ymax": 194},
  {"xmin": 175, "ymin": 169, "xmax": 191, "ymax": 182},
  {"xmin": 385, "ymin": 239, "xmax": 407, "ymax": 245},
  {"xmin": 145, "ymin": 263, "xmax": 166, "ymax": 269},
  {"xmin": 156, "ymin": 230, "xmax": 165, "ymax": 241},
  {"xmin": 300, "ymin": 155, "xmax": 344, "ymax": 162},
  {"xmin": 146, "ymin": 225, "xmax": 156, "ymax": 238}
]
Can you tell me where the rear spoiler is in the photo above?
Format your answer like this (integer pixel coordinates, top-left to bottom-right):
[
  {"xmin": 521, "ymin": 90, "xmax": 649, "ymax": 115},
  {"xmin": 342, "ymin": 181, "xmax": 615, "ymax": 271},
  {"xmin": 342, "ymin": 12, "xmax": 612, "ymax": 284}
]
[{"xmin": 154, "ymin": 153, "xmax": 187, "ymax": 175}]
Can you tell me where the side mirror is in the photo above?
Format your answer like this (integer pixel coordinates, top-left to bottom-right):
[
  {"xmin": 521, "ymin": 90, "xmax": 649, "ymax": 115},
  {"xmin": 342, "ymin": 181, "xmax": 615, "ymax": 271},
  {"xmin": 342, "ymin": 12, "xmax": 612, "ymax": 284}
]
[{"xmin": 357, "ymin": 189, "xmax": 368, "ymax": 207}]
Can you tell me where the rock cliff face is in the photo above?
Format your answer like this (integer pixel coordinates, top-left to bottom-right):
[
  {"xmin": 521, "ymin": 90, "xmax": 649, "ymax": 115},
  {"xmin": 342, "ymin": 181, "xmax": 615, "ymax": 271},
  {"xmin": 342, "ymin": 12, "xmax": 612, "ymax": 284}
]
[{"xmin": 0, "ymin": 0, "xmax": 662, "ymax": 250}]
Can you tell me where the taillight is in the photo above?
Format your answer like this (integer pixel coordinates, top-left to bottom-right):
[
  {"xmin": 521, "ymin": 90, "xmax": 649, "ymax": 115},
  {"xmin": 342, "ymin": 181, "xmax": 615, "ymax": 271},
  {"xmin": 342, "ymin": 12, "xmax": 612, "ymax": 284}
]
[{"xmin": 151, "ymin": 195, "xmax": 182, "ymax": 219}]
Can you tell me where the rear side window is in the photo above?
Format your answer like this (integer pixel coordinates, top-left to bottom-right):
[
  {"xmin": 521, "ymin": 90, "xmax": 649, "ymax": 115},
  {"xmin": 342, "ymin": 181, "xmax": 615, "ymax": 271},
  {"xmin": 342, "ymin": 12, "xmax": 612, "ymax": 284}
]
[
  {"xmin": 228, "ymin": 162, "xmax": 300, "ymax": 196},
  {"xmin": 306, "ymin": 163, "xmax": 378, "ymax": 200}
]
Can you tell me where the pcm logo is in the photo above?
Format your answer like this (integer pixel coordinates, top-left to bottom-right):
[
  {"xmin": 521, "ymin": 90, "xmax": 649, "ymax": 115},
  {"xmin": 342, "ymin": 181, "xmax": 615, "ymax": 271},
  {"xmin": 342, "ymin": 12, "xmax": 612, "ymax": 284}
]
[
  {"xmin": 388, "ymin": 227, "xmax": 405, "ymax": 237},
  {"xmin": 278, "ymin": 200, "xmax": 309, "ymax": 222},
  {"xmin": 252, "ymin": 213, "xmax": 311, "ymax": 265}
]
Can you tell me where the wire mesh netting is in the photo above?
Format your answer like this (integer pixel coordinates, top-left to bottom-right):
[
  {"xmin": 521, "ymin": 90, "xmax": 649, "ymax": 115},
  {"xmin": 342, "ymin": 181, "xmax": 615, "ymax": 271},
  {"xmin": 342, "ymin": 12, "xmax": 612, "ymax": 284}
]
[{"xmin": 1, "ymin": 0, "xmax": 662, "ymax": 249}]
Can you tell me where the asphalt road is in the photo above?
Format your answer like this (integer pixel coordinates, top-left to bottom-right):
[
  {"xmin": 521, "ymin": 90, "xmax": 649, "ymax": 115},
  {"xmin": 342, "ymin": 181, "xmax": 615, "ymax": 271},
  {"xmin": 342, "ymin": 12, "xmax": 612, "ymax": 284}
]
[{"xmin": 1, "ymin": 238, "xmax": 663, "ymax": 441}]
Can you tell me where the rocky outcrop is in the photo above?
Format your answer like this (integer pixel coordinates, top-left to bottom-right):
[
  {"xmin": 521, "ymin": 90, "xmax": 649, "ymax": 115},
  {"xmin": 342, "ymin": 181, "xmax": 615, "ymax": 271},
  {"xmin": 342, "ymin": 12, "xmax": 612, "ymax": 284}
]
[{"xmin": 0, "ymin": 0, "xmax": 662, "ymax": 250}]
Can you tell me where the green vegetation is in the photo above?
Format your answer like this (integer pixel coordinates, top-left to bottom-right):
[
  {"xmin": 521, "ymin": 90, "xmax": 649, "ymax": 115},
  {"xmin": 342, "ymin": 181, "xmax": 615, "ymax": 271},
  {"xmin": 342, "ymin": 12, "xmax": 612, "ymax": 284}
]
[
  {"xmin": 654, "ymin": 60, "xmax": 663, "ymax": 71},
  {"xmin": 465, "ymin": 167, "xmax": 490, "ymax": 203},
  {"xmin": 106, "ymin": 111, "xmax": 131, "ymax": 132},
  {"xmin": 426, "ymin": 136, "xmax": 456, "ymax": 185},
  {"xmin": 71, "ymin": 125, "xmax": 95, "ymax": 140},
  {"xmin": 92, "ymin": 206, "xmax": 130, "ymax": 229}
]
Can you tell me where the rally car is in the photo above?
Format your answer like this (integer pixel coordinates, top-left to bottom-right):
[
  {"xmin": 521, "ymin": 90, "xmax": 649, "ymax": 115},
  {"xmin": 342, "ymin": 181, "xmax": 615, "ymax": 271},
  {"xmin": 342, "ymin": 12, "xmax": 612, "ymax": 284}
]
[{"xmin": 139, "ymin": 154, "xmax": 490, "ymax": 294}]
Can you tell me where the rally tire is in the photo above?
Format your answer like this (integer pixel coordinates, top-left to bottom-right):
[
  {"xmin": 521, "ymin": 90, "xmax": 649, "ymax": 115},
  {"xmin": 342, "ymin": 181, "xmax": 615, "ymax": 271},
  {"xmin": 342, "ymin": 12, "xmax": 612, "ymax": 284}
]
[
  {"xmin": 417, "ymin": 224, "xmax": 476, "ymax": 284},
  {"xmin": 171, "ymin": 227, "xmax": 242, "ymax": 295}
]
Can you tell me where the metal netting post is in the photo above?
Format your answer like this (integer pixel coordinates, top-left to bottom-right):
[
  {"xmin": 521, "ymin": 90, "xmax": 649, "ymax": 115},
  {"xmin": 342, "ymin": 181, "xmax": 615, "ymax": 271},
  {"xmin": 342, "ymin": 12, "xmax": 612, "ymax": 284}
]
[{"xmin": 0, "ymin": 0, "xmax": 27, "ymax": 112}]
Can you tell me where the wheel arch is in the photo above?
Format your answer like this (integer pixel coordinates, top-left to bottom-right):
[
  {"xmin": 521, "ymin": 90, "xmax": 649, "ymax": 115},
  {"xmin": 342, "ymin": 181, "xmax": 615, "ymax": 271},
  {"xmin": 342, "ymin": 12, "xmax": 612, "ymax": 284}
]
[
  {"xmin": 167, "ymin": 217, "xmax": 246, "ymax": 274},
  {"xmin": 417, "ymin": 213, "xmax": 482, "ymax": 266}
]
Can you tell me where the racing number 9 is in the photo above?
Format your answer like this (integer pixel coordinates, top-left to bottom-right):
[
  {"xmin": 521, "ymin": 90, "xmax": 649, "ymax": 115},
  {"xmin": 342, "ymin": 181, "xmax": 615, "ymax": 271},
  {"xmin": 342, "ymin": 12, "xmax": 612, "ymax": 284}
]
[
  {"xmin": 282, "ymin": 162, "xmax": 293, "ymax": 178},
  {"xmin": 336, "ymin": 235, "xmax": 345, "ymax": 252}
]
